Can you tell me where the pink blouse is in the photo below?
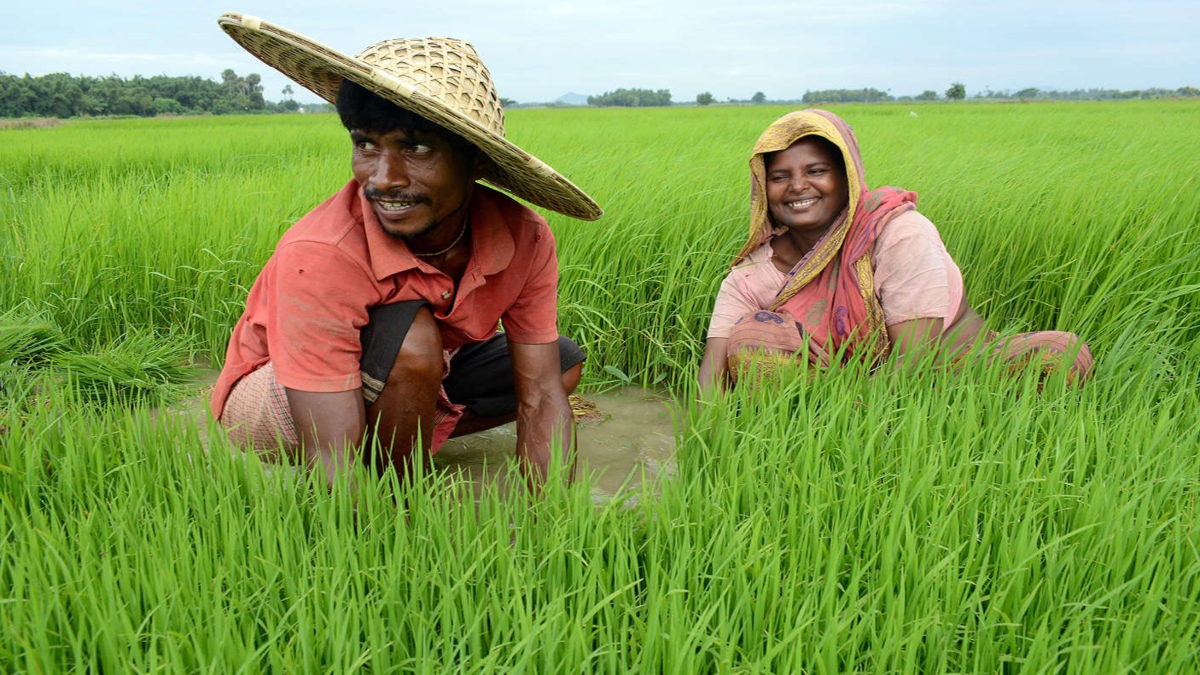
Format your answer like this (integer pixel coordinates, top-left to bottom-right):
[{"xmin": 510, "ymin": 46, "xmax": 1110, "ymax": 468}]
[{"xmin": 707, "ymin": 210, "xmax": 965, "ymax": 339}]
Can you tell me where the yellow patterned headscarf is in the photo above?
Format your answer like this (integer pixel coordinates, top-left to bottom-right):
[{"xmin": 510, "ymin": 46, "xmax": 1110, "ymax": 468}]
[
  {"xmin": 730, "ymin": 110, "xmax": 917, "ymax": 362},
  {"xmin": 733, "ymin": 109, "xmax": 866, "ymax": 269}
]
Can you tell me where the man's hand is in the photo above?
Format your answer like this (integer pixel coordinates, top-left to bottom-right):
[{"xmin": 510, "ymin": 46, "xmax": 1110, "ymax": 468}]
[{"xmin": 508, "ymin": 340, "xmax": 576, "ymax": 489}]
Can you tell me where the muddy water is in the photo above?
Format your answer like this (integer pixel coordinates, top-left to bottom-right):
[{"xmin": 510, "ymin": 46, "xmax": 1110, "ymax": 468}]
[
  {"xmin": 164, "ymin": 377, "xmax": 679, "ymax": 500},
  {"xmin": 434, "ymin": 387, "xmax": 679, "ymax": 501}
]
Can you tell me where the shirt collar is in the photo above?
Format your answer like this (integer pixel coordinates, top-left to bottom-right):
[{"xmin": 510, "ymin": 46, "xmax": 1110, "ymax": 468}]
[{"xmin": 360, "ymin": 184, "xmax": 515, "ymax": 281}]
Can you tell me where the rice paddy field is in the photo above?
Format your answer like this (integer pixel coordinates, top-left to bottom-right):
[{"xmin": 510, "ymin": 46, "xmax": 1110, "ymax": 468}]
[{"xmin": 2, "ymin": 100, "xmax": 1199, "ymax": 673}]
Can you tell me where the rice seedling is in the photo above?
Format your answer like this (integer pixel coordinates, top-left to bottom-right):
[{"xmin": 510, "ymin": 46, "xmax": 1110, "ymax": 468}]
[
  {"xmin": 53, "ymin": 329, "xmax": 195, "ymax": 407},
  {"xmin": 1, "ymin": 101, "xmax": 1198, "ymax": 672}
]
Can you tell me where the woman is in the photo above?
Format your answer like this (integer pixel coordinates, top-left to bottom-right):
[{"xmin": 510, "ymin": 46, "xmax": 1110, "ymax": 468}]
[{"xmin": 698, "ymin": 109, "xmax": 1092, "ymax": 393}]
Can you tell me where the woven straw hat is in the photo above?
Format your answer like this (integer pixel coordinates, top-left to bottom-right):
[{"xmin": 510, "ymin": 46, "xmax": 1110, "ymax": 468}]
[{"xmin": 218, "ymin": 13, "xmax": 602, "ymax": 221}]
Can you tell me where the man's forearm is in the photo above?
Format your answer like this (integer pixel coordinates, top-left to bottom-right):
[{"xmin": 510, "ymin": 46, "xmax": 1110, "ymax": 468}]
[
  {"xmin": 286, "ymin": 388, "xmax": 367, "ymax": 489},
  {"xmin": 515, "ymin": 396, "xmax": 576, "ymax": 488}
]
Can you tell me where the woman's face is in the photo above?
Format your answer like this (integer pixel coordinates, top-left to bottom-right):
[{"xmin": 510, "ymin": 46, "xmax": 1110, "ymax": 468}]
[{"xmin": 764, "ymin": 136, "xmax": 849, "ymax": 236}]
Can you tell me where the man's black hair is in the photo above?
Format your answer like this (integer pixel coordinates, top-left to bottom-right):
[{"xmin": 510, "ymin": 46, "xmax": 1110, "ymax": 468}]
[
  {"xmin": 336, "ymin": 78, "xmax": 435, "ymax": 134},
  {"xmin": 336, "ymin": 78, "xmax": 483, "ymax": 166}
]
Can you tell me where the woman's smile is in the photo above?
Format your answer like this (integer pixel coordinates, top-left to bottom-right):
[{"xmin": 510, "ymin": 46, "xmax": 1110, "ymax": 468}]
[
  {"xmin": 782, "ymin": 196, "xmax": 819, "ymax": 210},
  {"xmin": 764, "ymin": 136, "xmax": 849, "ymax": 240}
]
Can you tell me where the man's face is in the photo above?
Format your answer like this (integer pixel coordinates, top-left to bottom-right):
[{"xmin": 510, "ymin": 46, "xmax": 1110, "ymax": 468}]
[{"xmin": 350, "ymin": 125, "xmax": 480, "ymax": 241}]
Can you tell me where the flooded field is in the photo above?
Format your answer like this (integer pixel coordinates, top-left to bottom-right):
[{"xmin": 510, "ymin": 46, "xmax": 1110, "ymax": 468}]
[
  {"xmin": 434, "ymin": 387, "xmax": 678, "ymax": 501},
  {"xmin": 161, "ymin": 376, "xmax": 678, "ymax": 500}
]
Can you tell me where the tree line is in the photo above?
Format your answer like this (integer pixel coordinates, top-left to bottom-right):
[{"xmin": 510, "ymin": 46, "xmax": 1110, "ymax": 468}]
[
  {"xmin": 0, "ymin": 70, "xmax": 318, "ymax": 118},
  {"xmin": 574, "ymin": 84, "xmax": 1197, "ymax": 108},
  {"xmin": 6, "ymin": 69, "xmax": 1196, "ymax": 118},
  {"xmin": 962, "ymin": 86, "xmax": 1199, "ymax": 101},
  {"xmin": 798, "ymin": 84, "xmax": 1198, "ymax": 104},
  {"xmin": 587, "ymin": 88, "xmax": 673, "ymax": 107}
]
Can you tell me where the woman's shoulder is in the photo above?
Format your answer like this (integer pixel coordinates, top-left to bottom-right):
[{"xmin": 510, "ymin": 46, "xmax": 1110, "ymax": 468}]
[
  {"xmin": 721, "ymin": 240, "xmax": 785, "ymax": 300},
  {"xmin": 731, "ymin": 240, "xmax": 774, "ymax": 272},
  {"xmin": 876, "ymin": 209, "xmax": 946, "ymax": 250},
  {"xmin": 888, "ymin": 208, "xmax": 941, "ymax": 234}
]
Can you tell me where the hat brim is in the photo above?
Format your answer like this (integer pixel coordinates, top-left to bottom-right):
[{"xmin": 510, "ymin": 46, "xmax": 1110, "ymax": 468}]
[{"xmin": 218, "ymin": 13, "xmax": 602, "ymax": 221}]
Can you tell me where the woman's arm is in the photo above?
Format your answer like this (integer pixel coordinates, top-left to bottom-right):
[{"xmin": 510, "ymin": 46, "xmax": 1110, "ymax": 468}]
[
  {"xmin": 886, "ymin": 306, "xmax": 988, "ymax": 371},
  {"xmin": 886, "ymin": 318, "xmax": 944, "ymax": 371},
  {"xmin": 873, "ymin": 210, "xmax": 987, "ymax": 369},
  {"xmin": 698, "ymin": 337, "xmax": 731, "ymax": 398}
]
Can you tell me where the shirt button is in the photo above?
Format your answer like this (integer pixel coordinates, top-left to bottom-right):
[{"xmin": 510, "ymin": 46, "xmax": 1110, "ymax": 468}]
[{"xmin": 441, "ymin": 290, "xmax": 452, "ymax": 299}]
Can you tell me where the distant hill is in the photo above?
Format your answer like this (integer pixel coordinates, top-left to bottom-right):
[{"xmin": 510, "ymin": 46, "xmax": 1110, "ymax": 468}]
[{"xmin": 554, "ymin": 92, "xmax": 589, "ymax": 106}]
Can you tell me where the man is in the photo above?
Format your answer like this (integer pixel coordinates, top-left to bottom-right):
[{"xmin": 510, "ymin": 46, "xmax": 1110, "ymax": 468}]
[{"xmin": 210, "ymin": 14, "xmax": 602, "ymax": 488}]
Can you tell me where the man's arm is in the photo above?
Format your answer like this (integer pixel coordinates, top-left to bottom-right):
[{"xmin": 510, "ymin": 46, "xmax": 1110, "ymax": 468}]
[
  {"xmin": 285, "ymin": 388, "xmax": 366, "ymax": 488},
  {"xmin": 508, "ymin": 340, "xmax": 575, "ymax": 489}
]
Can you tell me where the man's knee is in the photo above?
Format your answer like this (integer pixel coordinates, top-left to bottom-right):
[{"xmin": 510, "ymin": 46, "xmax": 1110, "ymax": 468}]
[
  {"xmin": 562, "ymin": 361, "xmax": 583, "ymax": 394},
  {"xmin": 389, "ymin": 306, "xmax": 443, "ymax": 385},
  {"xmin": 556, "ymin": 334, "xmax": 586, "ymax": 395}
]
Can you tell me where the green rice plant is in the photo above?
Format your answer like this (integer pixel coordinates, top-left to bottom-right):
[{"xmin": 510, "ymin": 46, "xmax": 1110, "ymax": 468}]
[
  {"xmin": 0, "ymin": 306, "xmax": 64, "ymax": 364},
  {"xmin": 54, "ymin": 330, "xmax": 195, "ymax": 408},
  {"xmin": 6, "ymin": 102, "xmax": 1196, "ymax": 391},
  {"xmin": 0, "ymin": 306, "xmax": 66, "ymax": 420},
  {"xmin": 661, "ymin": 353, "xmax": 1200, "ymax": 673},
  {"xmin": 2, "ymin": 350, "xmax": 1198, "ymax": 672},
  {"xmin": 0, "ymin": 115, "xmax": 348, "ymax": 358},
  {"xmin": 2, "ymin": 102, "xmax": 1199, "ymax": 673}
]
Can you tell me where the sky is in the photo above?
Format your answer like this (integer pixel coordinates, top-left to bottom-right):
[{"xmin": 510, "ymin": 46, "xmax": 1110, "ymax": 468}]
[{"xmin": 2, "ymin": 1, "xmax": 1197, "ymax": 104}]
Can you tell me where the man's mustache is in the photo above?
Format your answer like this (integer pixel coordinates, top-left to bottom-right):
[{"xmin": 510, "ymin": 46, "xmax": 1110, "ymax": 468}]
[{"xmin": 363, "ymin": 186, "xmax": 431, "ymax": 205}]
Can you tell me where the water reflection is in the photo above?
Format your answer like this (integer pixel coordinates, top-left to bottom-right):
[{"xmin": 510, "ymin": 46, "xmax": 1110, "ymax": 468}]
[
  {"xmin": 435, "ymin": 387, "xmax": 678, "ymax": 501},
  {"xmin": 171, "ymin": 376, "xmax": 678, "ymax": 501}
]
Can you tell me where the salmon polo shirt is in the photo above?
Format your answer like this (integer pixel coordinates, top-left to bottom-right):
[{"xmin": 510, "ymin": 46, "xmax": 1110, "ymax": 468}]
[{"xmin": 210, "ymin": 180, "xmax": 561, "ymax": 420}]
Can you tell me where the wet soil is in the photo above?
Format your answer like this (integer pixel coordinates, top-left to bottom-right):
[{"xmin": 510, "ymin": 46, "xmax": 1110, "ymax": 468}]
[
  {"xmin": 434, "ymin": 387, "xmax": 679, "ymax": 500},
  {"xmin": 161, "ymin": 377, "xmax": 679, "ymax": 501}
]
